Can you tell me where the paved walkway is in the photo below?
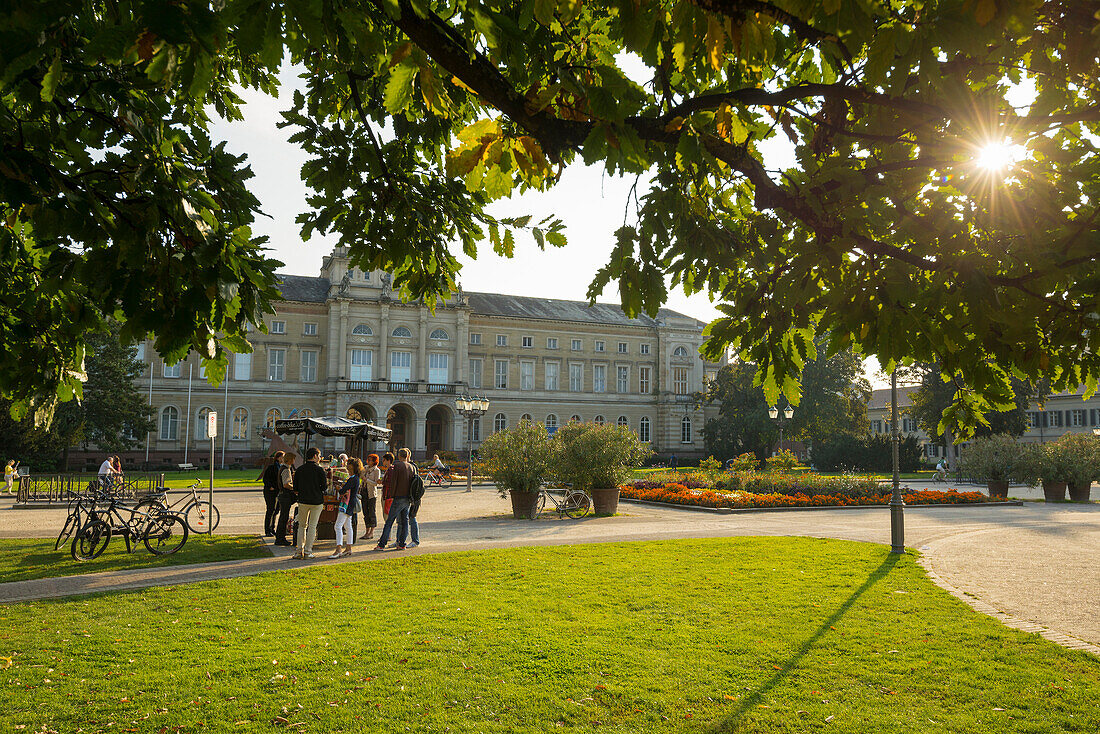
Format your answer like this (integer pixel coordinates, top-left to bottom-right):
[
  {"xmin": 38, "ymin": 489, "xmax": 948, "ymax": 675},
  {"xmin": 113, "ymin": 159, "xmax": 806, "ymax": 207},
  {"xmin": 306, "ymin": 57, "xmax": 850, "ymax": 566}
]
[{"xmin": 1, "ymin": 485, "xmax": 1097, "ymax": 654}]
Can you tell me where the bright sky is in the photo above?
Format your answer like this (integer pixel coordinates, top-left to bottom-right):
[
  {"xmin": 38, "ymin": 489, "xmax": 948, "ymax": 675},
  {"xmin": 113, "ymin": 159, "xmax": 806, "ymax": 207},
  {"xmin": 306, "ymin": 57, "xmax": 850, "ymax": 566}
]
[{"xmin": 207, "ymin": 67, "xmax": 889, "ymax": 385}]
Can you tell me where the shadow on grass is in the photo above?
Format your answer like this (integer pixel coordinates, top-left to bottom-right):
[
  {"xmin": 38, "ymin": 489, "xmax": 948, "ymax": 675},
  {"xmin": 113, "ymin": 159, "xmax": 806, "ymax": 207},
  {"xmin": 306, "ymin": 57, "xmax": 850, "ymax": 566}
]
[{"xmin": 710, "ymin": 552, "xmax": 904, "ymax": 733}]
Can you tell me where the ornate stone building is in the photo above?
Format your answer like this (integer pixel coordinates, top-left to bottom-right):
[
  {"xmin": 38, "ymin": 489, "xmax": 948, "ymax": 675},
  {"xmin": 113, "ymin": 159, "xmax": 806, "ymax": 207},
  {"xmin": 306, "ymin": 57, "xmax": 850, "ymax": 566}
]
[{"xmin": 122, "ymin": 248, "xmax": 723, "ymax": 466}]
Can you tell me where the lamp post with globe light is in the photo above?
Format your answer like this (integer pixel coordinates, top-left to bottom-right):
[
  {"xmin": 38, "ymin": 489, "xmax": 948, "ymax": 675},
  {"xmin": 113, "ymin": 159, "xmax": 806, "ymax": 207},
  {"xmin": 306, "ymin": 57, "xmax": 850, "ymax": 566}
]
[
  {"xmin": 455, "ymin": 395, "xmax": 489, "ymax": 493},
  {"xmin": 768, "ymin": 405, "xmax": 794, "ymax": 455}
]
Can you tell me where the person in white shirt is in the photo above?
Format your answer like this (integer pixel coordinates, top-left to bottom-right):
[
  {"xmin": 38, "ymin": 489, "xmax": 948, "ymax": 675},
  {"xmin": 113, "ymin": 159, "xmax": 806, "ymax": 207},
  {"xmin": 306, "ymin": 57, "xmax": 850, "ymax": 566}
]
[{"xmin": 97, "ymin": 456, "xmax": 115, "ymax": 488}]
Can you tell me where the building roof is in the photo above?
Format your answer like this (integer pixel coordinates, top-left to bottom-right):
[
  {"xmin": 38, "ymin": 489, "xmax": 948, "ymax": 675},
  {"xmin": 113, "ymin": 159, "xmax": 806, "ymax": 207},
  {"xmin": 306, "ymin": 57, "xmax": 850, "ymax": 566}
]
[
  {"xmin": 277, "ymin": 275, "xmax": 330, "ymax": 303},
  {"xmin": 466, "ymin": 292, "xmax": 705, "ymax": 328},
  {"xmin": 867, "ymin": 385, "xmax": 920, "ymax": 410}
]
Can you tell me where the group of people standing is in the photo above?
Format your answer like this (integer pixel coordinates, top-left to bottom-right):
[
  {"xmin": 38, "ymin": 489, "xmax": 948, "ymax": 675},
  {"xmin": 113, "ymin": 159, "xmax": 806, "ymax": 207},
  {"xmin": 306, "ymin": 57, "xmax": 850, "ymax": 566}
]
[{"xmin": 260, "ymin": 447, "xmax": 424, "ymax": 560}]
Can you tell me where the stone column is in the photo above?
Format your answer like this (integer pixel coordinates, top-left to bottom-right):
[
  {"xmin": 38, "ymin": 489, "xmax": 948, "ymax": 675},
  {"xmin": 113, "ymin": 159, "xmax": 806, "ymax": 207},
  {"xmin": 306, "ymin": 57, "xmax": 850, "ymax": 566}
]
[
  {"xmin": 414, "ymin": 416, "xmax": 427, "ymax": 458},
  {"xmin": 379, "ymin": 303, "xmax": 389, "ymax": 380},
  {"xmin": 337, "ymin": 300, "xmax": 349, "ymax": 380},
  {"xmin": 418, "ymin": 306, "xmax": 428, "ymax": 382},
  {"xmin": 457, "ymin": 307, "xmax": 469, "ymax": 386}
]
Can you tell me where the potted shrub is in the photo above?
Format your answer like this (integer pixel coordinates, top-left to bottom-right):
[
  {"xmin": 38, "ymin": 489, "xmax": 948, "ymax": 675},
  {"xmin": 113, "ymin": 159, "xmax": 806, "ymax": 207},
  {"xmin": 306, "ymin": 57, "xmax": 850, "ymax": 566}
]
[
  {"xmin": 554, "ymin": 422, "xmax": 650, "ymax": 515},
  {"xmin": 1046, "ymin": 433, "xmax": 1100, "ymax": 502},
  {"xmin": 957, "ymin": 435, "xmax": 1040, "ymax": 498},
  {"xmin": 1038, "ymin": 441, "xmax": 1071, "ymax": 501},
  {"xmin": 477, "ymin": 421, "xmax": 553, "ymax": 519}
]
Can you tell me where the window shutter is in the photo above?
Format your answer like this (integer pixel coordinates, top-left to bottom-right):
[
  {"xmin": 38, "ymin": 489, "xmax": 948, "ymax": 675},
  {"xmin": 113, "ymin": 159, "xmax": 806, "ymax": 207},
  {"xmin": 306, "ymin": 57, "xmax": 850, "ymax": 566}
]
[{"xmin": 1042, "ymin": 412, "xmax": 1048, "ymax": 428}]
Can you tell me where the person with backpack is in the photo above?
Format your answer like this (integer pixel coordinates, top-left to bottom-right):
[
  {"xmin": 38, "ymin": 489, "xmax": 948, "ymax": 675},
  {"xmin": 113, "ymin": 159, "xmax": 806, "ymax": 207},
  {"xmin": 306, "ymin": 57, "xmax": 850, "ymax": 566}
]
[
  {"xmin": 329, "ymin": 457, "xmax": 363, "ymax": 559},
  {"xmin": 292, "ymin": 447, "xmax": 329, "ymax": 559},
  {"xmin": 408, "ymin": 457, "xmax": 425, "ymax": 548},
  {"xmin": 261, "ymin": 451, "xmax": 284, "ymax": 537},
  {"xmin": 373, "ymin": 447, "xmax": 416, "ymax": 551}
]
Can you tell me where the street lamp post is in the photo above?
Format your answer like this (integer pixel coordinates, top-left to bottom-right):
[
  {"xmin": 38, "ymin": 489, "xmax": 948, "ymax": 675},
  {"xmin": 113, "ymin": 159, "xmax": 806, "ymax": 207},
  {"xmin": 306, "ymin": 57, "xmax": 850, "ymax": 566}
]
[
  {"xmin": 768, "ymin": 405, "xmax": 794, "ymax": 454},
  {"xmin": 455, "ymin": 395, "xmax": 489, "ymax": 493},
  {"xmin": 889, "ymin": 370, "xmax": 905, "ymax": 554}
]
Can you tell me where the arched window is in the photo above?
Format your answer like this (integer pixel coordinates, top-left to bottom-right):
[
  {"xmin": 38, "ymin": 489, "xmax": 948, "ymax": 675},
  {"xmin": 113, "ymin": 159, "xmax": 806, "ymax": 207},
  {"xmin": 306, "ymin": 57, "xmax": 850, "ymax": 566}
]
[
  {"xmin": 265, "ymin": 407, "xmax": 282, "ymax": 427},
  {"xmin": 352, "ymin": 323, "xmax": 373, "ymax": 336},
  {"xmin": 520, "ymin": 413, "xmax": 533, "ymax": 424},
  {"xmin": 196, "ymin": 406, "xmax": 215, "ymax": 439},
  {"xmin": 299, "ymin": 408, "xmax": 314, "ymax": 419},
  {"xmin": 639, "ymin": 416, "xmax": 651, "ymax": 443},
  {"xmin": 232, "ymin": 407, "xmax": 249, "ymax": 439},
  {"xmin": 392, "ymin": 326, "xmax": 412, "ymax": 338},
  {"xmin": 681, "ymin": 416, "xmax": 692, "ymax": 443},
  {"xmin": 593, "ymin": 415, "xmax": 605, "ymax": 425},
  {"xmin": 429, "ymin": 328, "xmax": 449, "ymax": 340},
  {"xmin": 569, "ymin": 414, "xmax": 581, "ymax": 424},
  {"xmin": 673, "ymin": 346, "xmax": 690, "ymax": 358},
  {"xmin": 494, "ymin": 413, "xmax": 507, "ymax": 432},
  {"xmin": 617, "ymin": 415, "xmax": 628, "ymax": 428},
  {"xmin": 545, "ymin": 414, "xmax": 558, "ymax": 430},
  {"xmin": 160, "ymin": 406, "xmax": 179, "ymax": 441}
]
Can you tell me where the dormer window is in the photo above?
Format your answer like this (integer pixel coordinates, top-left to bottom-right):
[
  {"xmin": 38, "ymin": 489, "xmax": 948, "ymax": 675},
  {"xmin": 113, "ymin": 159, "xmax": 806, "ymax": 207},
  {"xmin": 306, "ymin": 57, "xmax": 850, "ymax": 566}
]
[
  {"xmin": 392, "ymin": 326, "xmax": 412, "ymax": 338},
  {"xmin": 352, "ymin": 324, "xmax": 373, "ymax": 336},
  {"xmin": 429, "ymin": 328, "xmax": 449, "ymax": 340}
]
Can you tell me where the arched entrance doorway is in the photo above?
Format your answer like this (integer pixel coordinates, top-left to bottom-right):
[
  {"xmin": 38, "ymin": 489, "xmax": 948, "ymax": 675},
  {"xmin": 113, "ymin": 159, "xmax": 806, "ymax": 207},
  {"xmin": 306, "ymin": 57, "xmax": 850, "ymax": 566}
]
[
  {"xmin": 345, "ymin": 403, "xmax": 378, "ymax": 459},
  {"xmin": 425, "ymin": 404, "xmax": 453, "ymax": 457},
  {"xmin": 386, "ymin": 404, "xmax": 415, "ymax": 453}
]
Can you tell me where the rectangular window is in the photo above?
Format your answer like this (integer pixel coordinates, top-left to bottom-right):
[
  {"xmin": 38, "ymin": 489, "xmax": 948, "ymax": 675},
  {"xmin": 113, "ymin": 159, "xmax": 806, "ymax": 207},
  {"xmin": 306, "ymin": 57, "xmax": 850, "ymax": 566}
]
[
  {"xmin": 545, "ymin": 362, "xmax": 559, "ymax": 391},
  {"xmin": 639, "ymin": 418, "xmax": 651, "ymax": 443},
  {"xmin": 429, "ymin": 353, "xmax": 450, "ymax": 384},
  {"xmin": 618, "ymin": 342, "xmax": 628, "ymax": 354},
  {"xmin": 270, "ymin": 320, "xmax": 286, "ymax": 334},
  {"xmin": 470, "ymin": 333, "xmax": 482, "ymax": 345},
  {"xmin": 594, "ymin": 340, "xmax": 605, "ymax": 352},
  {"xmin": 1071, "ymin": 409, "xmax": 1085, "ymax": 427},
  {"xmin": 390, "ymin": 351, "xmax": 412, "ymax": 383},
  {"xmin": 593, "ymin": 364, "xmax": 606, "ymax": 393},
  {"xmin": 163, "ymin": 362, "xmax": 181, "ymax": 378},
  {"xmin": 198, "ymin": 363, "xmax": 206, "ymax": 379},
  {"xmin": 522, "ymin": 336, "xmax": 533, "ymax": 348},
  {"xmin": 640, "ymin": 344, "xmax": 650, "ymax": 355},
  {"xmin": 520, "ymin": 361, "xmax": 534, "ymax": 390},
  {"xmin": 233, "ymin": 352, "xmax": 252, "ymax": 381},
  {"xmin": 1047, "ymin": 411, "xmax": 1062, "ymax": 428},
  {"xmin": 303, "ymin": 322, "xmax": 318, "ymax": 336},
  {"xmin": 349, "ymin": 349, "xmax": 373, "ymax": 381},
  {"xmin": 495, "ymin": 359, "xmax": 508, "ymax": 389},
  {"xmin": 1027, "ymin": 412, "xmax": 1039, "ymax": 429},
  {"xmin": 469, "ymin": 359, "xmax": 482, "ymax": 389},
  {"xmin": 135, "ymin": 343, "xmax": 145, "ymax": 362},
  {"xmin": 617, "ymin": 365, "xmax": 629, "ymax": 393},
  {"xmin": 639, "ymin": 366, "xmax": 651, "ymax": 394},
  {"xmin": 569, "ymin": 363, "xmax": 583, "ymax": 392},
  {"xmin": 496, "ymin": 334, "xmax": 507, "ymax": 347},
  {"xmin": 571, "ymin": 339, "xmax": 582, "ymax": 351},
  {"xmin": 470, "ymin": 417, "xmax": 481, "ymax": 442},
  {"xmin": 300, "ymin": 351, "xmax": 317, "ymax": 383},
  {"xmin": 547, "ymin": 337, "xmax": 558, "ymax": 349},
  {"xmin": 268, "ymin": 348, "xmax": 286, "ymax": 381},
  {"xmin": 673, "ymin": 367, "xmax": 689, "ymax": 395}
]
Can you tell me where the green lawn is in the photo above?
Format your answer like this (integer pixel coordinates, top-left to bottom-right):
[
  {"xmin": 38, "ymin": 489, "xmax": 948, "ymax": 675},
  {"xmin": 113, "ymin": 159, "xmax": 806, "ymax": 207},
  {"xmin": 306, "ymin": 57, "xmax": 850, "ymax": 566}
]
[
  {"xmin": 0, "ymin": 536, "xmax": 272, "ymax": 584},
  {"xmin": 1, "ymin": 537, "xmax": 1097, "ymax": 733},
  {"xmin": 157, "ymin": 468, "xmax": 264, "ymax": 489}
]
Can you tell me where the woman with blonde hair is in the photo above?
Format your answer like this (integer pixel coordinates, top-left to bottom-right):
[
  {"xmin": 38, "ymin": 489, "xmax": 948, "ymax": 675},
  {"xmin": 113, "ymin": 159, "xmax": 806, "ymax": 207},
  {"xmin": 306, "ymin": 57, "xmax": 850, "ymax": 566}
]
[
  {"xmin": 329, "ymin": 457, "xmax": 362, "ymax": 558},
  {"xmin": 361, "ymin": 454, "xmax": 381, "ymax": 540},
  {"xmin": 4, "ymin": 460, "xmax": 16, "ymax": 494}
]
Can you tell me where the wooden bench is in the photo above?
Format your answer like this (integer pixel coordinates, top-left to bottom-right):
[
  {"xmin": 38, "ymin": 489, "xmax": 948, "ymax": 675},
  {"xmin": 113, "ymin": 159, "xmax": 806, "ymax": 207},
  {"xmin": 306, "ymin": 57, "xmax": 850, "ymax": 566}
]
[{"xmin": 177, "ymin": 463, "xmax": 197, "ymax": 472}]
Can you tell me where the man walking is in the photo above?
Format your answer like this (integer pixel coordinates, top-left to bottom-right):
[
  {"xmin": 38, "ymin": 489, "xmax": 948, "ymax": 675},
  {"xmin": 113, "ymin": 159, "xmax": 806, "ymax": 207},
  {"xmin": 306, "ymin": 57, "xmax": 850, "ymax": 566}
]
[
  {"xmin": 292, "ymin": 448, "xmax": 329, "ymax": 559},
  {"xmin": 373, "ymin": 447, "xmax": 414, "ymax": 551},
  {"xmin": 262, "ymin": 451, "xmax": 284, "ymax": 537}
]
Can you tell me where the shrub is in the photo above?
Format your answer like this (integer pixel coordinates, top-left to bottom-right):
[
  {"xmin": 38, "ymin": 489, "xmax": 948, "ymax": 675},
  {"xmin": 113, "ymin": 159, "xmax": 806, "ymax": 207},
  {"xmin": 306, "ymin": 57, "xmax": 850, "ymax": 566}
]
[
  {"xmin": 811, "ymin": 433, "xmax": 924, "ymax": 472},
  {"xmin": 765, "ymin": 449, "xmax": 801, "ymax": 472},
  {"xmin": 554, "ymin": 422, "xmax": 651, "ymax": 490},
  {"xmin": 698, "ymin": 456, "xmax": 723, "ymax": 482},
  {"xmin": 714, "ymin": 471, "xmax": 882, "ymax": 498},
  {"xmin": 1041, "ymin": 433, "xmax": 1100, "ymax": 486},
  {"xmin": 726, "ymin": 453, "xmax": 759, "ymax": 472},
  {"xmin": 957, "ymin": 434, "xmax": 1040, "ymax": 485},
  {"xmin": 477, "ymin": 422, "xmax": 554, "ymax": 497}
]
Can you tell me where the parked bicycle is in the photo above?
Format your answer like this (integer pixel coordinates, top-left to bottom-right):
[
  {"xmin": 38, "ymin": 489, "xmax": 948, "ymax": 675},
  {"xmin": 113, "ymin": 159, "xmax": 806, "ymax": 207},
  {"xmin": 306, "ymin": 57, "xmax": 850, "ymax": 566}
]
[
  {"xmin": 534, "ymin": 486, "xmax": 591, "ymax": 519},
  {"xmin": 139, "ymin": 479, "xmax": 220, "ymax": 533},
  {"xmin": 57, "ymin": 489, "xmax": 187, "ymax": 560}
]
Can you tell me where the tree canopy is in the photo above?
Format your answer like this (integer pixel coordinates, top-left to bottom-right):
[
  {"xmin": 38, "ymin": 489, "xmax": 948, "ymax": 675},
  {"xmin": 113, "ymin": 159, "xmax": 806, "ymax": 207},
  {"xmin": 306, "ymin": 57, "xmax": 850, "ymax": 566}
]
[{"xmin": 3, "ymin": 1, "xmax": 1099, "ymax": 435}]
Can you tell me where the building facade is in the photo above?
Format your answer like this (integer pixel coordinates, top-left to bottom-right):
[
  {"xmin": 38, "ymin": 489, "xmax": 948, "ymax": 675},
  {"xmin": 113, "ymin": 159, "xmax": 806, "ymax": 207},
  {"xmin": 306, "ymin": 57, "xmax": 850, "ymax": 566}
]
[
  {"xmin": 118, "ymin": 248, "xmax": 722, "ymax": 467},
  {"xmin": 866, "ymin": 385, "xmax": 1100, "ymax": 462}
]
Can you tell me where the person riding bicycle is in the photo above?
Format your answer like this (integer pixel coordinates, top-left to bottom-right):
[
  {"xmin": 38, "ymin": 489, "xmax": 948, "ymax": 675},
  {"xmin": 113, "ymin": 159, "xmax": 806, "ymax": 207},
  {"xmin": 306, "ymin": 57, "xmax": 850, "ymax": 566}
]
[
  {"xmin": 429, "ymin": 454, "xmax": 449, "ymax": 476},
  {"xmin": 935, "ymin": 459, "xmax": 948, "ymax": 480}
]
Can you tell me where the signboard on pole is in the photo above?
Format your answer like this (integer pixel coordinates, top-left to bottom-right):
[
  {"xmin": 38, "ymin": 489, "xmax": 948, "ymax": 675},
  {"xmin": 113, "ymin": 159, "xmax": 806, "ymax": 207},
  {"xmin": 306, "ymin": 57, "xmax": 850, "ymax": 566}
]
[{"xmin": 207, "ymin": 411, "xmax": 218, "ymax": 438}]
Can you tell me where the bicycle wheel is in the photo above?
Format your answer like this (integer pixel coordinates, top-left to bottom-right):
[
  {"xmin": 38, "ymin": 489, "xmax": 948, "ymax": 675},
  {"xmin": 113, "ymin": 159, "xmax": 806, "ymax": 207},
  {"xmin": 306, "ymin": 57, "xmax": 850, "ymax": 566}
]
[
  {"xmin": 532, "ymin": 492, "xmax": 547, "ymax": 519},
  {"xmin": 55, "ymin": 512, "xmax": 80, "ymax": 551},
  {"xmin": 563, "ymin": 491, "xmax": 591, "ymax": 519},
  {"xmin": 71, "ymin": 520, "xmax": 111, "ymax": 561},
  {"xmin": 143, "ymin": 513, "xmax": 188, "ymax": 555},
  {"xmin": 440, "ymin": 473, "xmax": 451, "ymax": 488},
  {"xmin": 184, "ymin": 501, "xmax": 220, "ymax": 533}
]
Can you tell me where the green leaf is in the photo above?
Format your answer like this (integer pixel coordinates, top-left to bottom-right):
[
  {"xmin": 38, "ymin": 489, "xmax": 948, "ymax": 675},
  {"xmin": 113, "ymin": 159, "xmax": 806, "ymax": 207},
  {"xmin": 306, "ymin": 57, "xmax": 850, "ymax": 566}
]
[
  {"xmin": 40, "ymin": 50, "xmax": 62, "ymax": 102},
  {"xmin": 384, "ymin": 61, "xmax": 419, "ymax": 113}
]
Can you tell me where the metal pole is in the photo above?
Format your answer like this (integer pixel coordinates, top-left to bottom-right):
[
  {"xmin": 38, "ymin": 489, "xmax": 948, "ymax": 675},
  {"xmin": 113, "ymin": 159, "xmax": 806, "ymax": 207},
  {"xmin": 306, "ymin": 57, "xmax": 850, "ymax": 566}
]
[
  {"xmin": 465, "ymin": 414, "xmax": 473, "ymax": 493},
  {"xmin": 183, "ymin": 364, "xmax": 193, "ymax": 464},
  {"xmin": 220, "ymin": 378, "xmax": 228, "ymax": 469},
  {"xmin": 209, "ymin": 433, "xmax": 214, "ymax": 535},
  {"xmin": 890, "ymin": 370, "xmax": 905, "ymax": 553},
  {"xmin": 145, "ymin": 357, "xmax": 154, "ymax": 465}
]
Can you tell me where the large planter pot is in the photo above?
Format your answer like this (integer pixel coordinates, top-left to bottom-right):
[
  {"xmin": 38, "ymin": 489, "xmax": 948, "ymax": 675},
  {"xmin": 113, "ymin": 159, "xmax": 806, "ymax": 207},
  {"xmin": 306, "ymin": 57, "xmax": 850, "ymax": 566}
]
[
  {"xmin": 1068, "ymin": 481, "xmax": 1094, "ymax": 503},
  {"xmin": 987, "ymin": 480, "xmax": 1009, "ymax": 499},
  {"xmin": 590, "ymin": 487, "xmax": 621, "ymax": 516},
  {"xmin": 509, "ymin": 489, "xmax": 540, "ymax": 519},
  {"xmin": 1042, "ymin": 481, "xmax": 1067, "ymax": 502}
]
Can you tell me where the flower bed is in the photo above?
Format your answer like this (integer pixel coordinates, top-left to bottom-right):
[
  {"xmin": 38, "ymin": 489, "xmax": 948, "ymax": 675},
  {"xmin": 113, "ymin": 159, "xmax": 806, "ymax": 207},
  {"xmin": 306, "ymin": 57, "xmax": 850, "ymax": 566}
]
[{"xmin": 620, "ymin": 482, "xmax": 989, "ymax": 509}]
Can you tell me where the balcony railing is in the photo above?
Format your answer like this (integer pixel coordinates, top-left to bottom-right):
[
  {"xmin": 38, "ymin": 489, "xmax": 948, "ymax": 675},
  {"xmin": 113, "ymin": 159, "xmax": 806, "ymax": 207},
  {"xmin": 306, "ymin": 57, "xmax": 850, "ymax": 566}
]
[
  {"xmin": 343, "ymin": 380, "xmax": 461, "ymax": 396},
  {"xmin": 346, "ymin": 380, "xmax": 382, "ymax": 392},
  {"xmin": 426, "ymin": 383, "xmax": 457, "ymax": 394}
]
